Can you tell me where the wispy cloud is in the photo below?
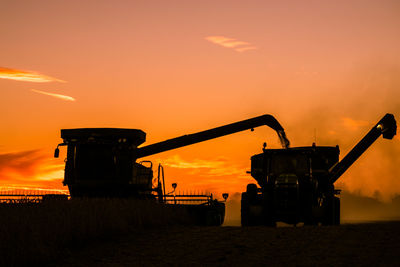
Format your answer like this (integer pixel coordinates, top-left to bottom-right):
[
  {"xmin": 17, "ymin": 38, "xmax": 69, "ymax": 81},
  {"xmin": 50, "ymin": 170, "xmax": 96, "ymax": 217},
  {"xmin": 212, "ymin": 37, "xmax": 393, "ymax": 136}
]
[
  {"xmin": 205, "ymin": 36, "xmax": 257, "ymax": 52},
  {"xmin": 0, "ymin": 67, "xmax": 74, "ymax": 101},
  {"xmin": 31, "ymin": 89, "xmax": 75, "ymax": 102},
  {"xmin": 158, "ymin": 155, "xmax": 247, "ymax": 177},
  {"xmin": 342, "ymin": 117, "xmax": 370, "ymax": 131},
  {"xmin": 235, "ymin": 46, "xmax": 257, "ymax": 52},
  {"xmin": 0, "ymin": 67, "xmax": 65, "ymax": 83},
  {"xmin": 0, "ymin": 149, "xmax": 64, "ymax": 184}
]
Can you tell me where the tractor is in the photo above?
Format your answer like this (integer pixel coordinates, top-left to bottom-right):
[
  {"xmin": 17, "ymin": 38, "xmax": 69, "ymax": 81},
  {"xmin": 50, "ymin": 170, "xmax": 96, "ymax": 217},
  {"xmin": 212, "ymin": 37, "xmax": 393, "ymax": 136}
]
[{"xmin": 242, "ymin": 113, "xmax": 396, "ymax": 226}]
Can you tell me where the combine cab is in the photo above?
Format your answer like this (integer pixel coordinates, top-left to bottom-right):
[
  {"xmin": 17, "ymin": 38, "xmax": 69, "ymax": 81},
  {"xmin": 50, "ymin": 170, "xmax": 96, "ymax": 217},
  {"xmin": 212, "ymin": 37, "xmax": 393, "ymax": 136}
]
[{"xmin": 57, "ymin": 128, "xmax": 149, "ymax": 197}]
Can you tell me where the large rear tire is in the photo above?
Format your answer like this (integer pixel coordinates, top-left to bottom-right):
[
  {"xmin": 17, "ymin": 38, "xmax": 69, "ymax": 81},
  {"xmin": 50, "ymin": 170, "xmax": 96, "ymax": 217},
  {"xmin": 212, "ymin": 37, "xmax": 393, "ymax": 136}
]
[
  {"xmin": 322, "ymin": 196, "xmax": 340, "ymax": 226},
  {"xmin": 241, "ymin": 192, "xmax": 262, "ymax": 226},
  {"xmin": 333, "ymin": 197, "xmax": 340, "ymax": 225},
  {"xmin": 262, "ymin": 192, "xmax": 276, "ymax": 227},
  {"xmin": 241, "ymin": 184, "xmax": 258, "ymax": 226},
  {"xmin": 241, "ymin": 192, "xmax": 251, "ymax": 226}
]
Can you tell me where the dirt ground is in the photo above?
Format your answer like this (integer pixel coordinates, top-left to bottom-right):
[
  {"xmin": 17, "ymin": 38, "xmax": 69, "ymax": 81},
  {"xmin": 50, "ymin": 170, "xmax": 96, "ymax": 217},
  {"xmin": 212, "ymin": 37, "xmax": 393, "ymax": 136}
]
[{"xmin": 56, "ymin": 221, "xmax": 400, "ymax": 266}]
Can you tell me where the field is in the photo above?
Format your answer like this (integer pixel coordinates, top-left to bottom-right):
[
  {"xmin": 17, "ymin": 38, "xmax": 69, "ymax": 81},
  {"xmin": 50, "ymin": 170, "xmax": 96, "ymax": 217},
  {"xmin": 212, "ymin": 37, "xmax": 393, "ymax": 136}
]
[
  {"xmin": 0, "ymin": 198, "xmax": 192, "ymax": 266},
  {"xmin": 58, "ymin": 222, "xmax": 400, "ymax": 266},
  {"xmin": 1, "ymin": 197, "xmax": 400, "ymax": 266}
]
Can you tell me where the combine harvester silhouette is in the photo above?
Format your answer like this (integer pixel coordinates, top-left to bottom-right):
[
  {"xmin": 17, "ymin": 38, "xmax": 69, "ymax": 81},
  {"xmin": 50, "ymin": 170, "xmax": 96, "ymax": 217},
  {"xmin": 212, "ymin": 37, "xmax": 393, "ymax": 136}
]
[{"xmin": 54, "ymin": 115, "xmax": 288, "ymax": 225}]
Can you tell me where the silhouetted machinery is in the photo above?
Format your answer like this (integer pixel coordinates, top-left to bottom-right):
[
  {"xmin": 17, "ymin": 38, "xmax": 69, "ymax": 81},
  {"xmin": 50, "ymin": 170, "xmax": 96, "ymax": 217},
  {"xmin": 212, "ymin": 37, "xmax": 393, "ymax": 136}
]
[
  {"xmin": 54, "ymin": 113, "xmax": 396, "ymax": 226},
  {"xmin": 242, "ymin": 113, "xmax": 396, "ymax": 226},
  {"xmin": 54, "ymin": 115, "xmax": 290, "ymax": 225}
]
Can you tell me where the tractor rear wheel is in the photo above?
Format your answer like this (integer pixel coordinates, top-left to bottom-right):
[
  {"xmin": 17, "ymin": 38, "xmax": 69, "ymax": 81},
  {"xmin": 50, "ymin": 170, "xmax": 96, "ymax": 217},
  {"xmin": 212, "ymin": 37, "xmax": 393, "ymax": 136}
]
[
  {"xmin": 322, "ymin": 196, "xmax": 340, "ymax": 225},
  {"xmin": 241, "ymin": 192, "xmax": 251, "ymax": 226},
  {"xmin": 333, "ymin": 196, "xmax": 340, "ymax": 225},
  {"xmin": 241, "ymin": 192, "xmax": 261, "ymax": 226}
]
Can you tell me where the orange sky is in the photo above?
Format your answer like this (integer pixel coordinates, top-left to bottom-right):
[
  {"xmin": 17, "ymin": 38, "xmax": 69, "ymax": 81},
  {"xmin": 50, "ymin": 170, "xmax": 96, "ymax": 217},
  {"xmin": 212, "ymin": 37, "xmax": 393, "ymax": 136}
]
[{"xmin": 1, "ymin": 0, "xmax": 400, "ymax": 201}]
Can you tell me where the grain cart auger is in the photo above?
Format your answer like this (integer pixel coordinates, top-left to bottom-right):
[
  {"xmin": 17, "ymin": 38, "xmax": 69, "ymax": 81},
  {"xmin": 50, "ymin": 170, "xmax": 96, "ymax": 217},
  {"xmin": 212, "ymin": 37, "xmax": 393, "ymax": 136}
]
[{"xmin": 242, "ymin": 113, "xmax": 396, "ymax": 227}]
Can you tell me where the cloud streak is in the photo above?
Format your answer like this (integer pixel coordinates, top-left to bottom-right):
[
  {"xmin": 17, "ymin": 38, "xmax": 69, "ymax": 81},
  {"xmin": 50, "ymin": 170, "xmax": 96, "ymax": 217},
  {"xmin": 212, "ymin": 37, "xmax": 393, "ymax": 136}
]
[
  {"xmin": 31, "ymin": 89, "xmax": 76, "ymax": 101},
  {"xmin": 342, "ymin": 117, "xmax": 370, "ymax": 131},
  {"xmin": 0, "ymin": 149, "xmax": 64, "ymax": 186},
  {"xmin": 0, "ymin": 67, "xmax": 65, "ymax": 83},
  {"xmin": 205, "ymin": 36, "xmax": 257, "ymax": 52},
  {"xmin": 159, "ymin": 155, "xmax": 247, "ymax": 177}
]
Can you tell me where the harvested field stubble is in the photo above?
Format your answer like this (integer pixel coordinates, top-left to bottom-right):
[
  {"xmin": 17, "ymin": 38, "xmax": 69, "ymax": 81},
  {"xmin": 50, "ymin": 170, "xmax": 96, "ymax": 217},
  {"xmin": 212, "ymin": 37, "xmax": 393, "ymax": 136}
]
[
  {"xmin": 0, "ymin": 198, "xmax": 192, "ymax": 266},
  {"xmin": 59, "ymin": 222, "xmax": 400, "ymax": 266}
]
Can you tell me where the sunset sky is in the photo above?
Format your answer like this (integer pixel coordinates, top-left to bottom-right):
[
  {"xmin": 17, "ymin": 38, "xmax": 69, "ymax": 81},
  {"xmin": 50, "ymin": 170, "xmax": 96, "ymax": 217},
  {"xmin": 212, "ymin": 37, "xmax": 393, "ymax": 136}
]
[{"xmin": 1, "ymin": 0, "xmax": 399, "ymax": 201}]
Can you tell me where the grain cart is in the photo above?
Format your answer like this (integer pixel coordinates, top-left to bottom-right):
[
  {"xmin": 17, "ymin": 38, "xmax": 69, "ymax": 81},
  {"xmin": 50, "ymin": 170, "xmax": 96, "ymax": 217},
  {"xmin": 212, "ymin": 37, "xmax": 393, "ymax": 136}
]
[
  {"xmin": 242, "ymin": 113, "xmax": 396, "ymax": 226},
  {"xmin": 54, "ymin": 115, "xmax": 290, "ymax": 225}
]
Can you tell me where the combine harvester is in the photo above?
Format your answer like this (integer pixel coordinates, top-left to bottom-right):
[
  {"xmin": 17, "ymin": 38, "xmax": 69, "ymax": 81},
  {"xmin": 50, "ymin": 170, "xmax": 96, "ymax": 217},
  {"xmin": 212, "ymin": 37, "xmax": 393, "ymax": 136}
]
[{"xmin": 53, "ymin": 115, "xmax": 290, "ymax": 225}]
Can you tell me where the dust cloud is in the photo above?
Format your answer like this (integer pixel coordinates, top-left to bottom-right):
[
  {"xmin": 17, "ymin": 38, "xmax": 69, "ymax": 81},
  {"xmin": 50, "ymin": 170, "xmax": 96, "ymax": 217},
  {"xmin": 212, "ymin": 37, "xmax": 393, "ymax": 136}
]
[
  {"xmin": 283, "ymin": 62, "xmax": 400, "ymax": 202},
  {"xmin": 223, "ymin": 191, "xmax": 400, "ymax": 226},
  {"xmin": 223, "ymin": 192, "xmax": 242, "ymax": 226},
  {"xmin": 341, "ymin": 191, "xmax": 400, "ymax": 222}
]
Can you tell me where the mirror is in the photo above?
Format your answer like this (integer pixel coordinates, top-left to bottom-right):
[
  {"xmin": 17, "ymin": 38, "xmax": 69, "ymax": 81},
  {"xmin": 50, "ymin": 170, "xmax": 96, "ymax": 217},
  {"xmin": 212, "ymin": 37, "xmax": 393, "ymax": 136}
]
[
  {"xmin": 172, "ymin": 183, "xmax": 177, "ymax": 190},
  {"xmin": 222, "ymin": 193, "xmax": 229, "ymax": 201},
  {"xmin": 54, "ymin": 147, "xmax": 59, "ymax": 158}
]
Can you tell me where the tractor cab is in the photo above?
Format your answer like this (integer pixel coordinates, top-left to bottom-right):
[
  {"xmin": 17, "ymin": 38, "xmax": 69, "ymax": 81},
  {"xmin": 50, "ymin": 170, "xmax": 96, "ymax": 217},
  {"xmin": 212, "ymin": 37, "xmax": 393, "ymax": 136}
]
[
  {"xmin": 251, "ymin": 145, "xmax": 339, "ymax": 188},
  {"xmin": 246, "ymin": 145, "xmax": 340, "ymax": 225}
]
